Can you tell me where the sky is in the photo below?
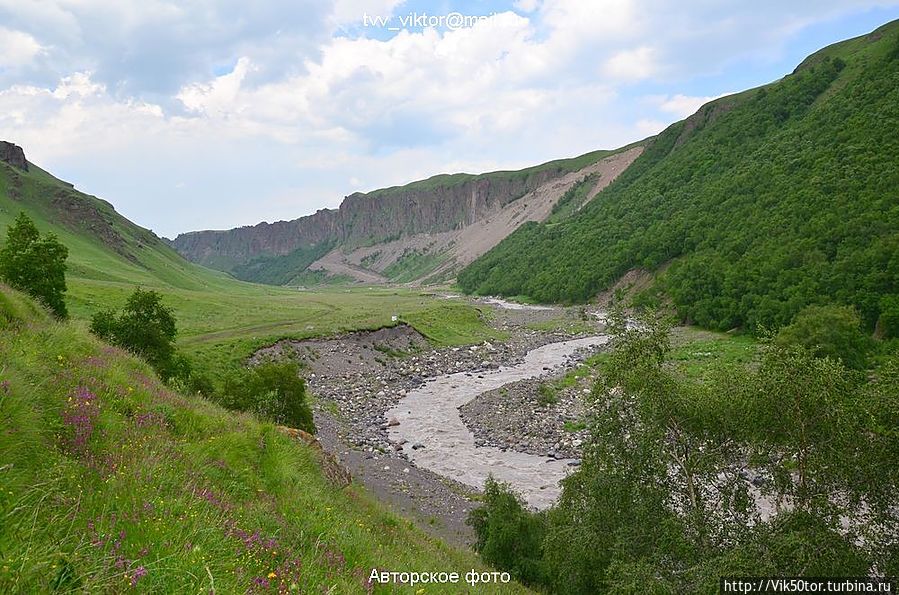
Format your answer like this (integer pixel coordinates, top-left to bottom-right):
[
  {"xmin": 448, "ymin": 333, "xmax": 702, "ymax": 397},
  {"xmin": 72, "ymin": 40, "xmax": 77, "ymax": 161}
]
[{"xmin": 2, "ymin": 1, "xmax": 899, "ymax": 238}]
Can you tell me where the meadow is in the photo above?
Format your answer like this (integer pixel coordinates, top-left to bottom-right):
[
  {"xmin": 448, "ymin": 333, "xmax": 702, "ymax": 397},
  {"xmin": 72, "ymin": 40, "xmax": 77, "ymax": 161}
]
[{"xmin": 0, "ymin": 282, "xmax": 529, "ymax": 593}]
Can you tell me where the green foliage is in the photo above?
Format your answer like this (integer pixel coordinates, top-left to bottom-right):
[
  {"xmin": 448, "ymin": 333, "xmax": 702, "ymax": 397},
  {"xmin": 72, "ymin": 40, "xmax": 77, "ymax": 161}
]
[
  {"xmin": 878, "ymin": 295, "xmax": 899, "ymax": 338},
  {"xmin": 231, "ymin": 241, "xmax": 335, "ymax": 285},
  {"xmin": 90, "ymin": 288, "xmax": 178, "ymax": 378},
  {"xmin": 468, "ymin": 309, "xmax": 898, "ymax": 592},
  {"xmin": 0, "ymin": 211, "xmax": 68, "ymax": 318},
  {"xmin": 467, "ymin": 477, "xmax": 548, "ymax": 586},
  {"xmin": 545, "ymin": 174, "xmax": 597, "ymax": 223},
  {"xmin": 775, "ymin": 304, "xmax": 872, "ymax": 369},
  {"xmin": 460, "ymin": 29, "xmax": 899, "ymax": 333},
  {"xmin": 220, "ymin": 361, "xmax": 315, "ymax": 434},
  {"xmin": 383, "ymin": 248, "xmax": 447, "ymax": 283}
]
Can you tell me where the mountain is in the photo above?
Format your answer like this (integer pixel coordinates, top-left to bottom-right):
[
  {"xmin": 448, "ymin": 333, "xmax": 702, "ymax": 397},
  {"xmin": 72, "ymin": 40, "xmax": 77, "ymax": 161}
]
[
  {"xmin": 0, "ymin": 141, "xmax": 231, "ymax": 292},
  {"xmin": 459, "ymin": 20, "xmax": 899, "ymax": 333},
  {"xmin": 171, "ymin": 147, "xmax": 644, "ymax": 285}
]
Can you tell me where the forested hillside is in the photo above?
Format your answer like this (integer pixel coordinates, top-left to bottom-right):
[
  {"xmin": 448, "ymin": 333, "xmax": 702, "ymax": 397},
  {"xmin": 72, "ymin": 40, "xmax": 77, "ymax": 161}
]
[{"xmin": 459, "ymin": 21, "xmax": 899, "ymax": 332}]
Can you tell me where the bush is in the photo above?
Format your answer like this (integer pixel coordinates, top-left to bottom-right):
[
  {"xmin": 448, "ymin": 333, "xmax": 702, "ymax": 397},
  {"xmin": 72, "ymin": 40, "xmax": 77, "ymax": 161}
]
[
  {"xmin": 0, "ymin": 212, "xmax": 68, "ymax": 318},
  {"xmin": 467, "ymin": 477, "xmax": 548, "ymax": 587},
  {"xmin": 90, "ymin": 288, "xmax": 178, "ymax": 378},
  {"xmin": 775, "ymin": 304, "xmax": 872, "ymax": 369},
  {"xmin": 220, "ymin": 361, "xmax": 314, "ymax": 434},
  {"xmin": 877, "ymin": 296, "xmax": 899, "ymax": 339}
]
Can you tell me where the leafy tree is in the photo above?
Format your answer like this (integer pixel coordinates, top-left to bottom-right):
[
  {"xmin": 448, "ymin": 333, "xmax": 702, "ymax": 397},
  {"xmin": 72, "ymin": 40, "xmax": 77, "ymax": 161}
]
[
  {"xmin": 0, "ymin": 211, "xmax": 68, "ymax": 318},
  {"xmin": 220, "ymin": 361, "xmax": 314, "ymax": 434},
  {"xmin": 775, "ymin": 304, "xmax": 871, "ymax": 369},
  {"xmin": 744, "ymin": 341, "xmax": 865, "ymax": 515},
  {"xmin": 90, "ymin": 288, "xmax": 177, "ymax": 377},
  {"xmin": 466, "ymin": 311, "xmax": 896, "ymax": 592},
  {"xmin": 467, "ymin": 477, "xmax": 548, "ymax": 587},
  {"xmin": 877, "ymin": 295, "xmax": 899, "ymax": 339}
]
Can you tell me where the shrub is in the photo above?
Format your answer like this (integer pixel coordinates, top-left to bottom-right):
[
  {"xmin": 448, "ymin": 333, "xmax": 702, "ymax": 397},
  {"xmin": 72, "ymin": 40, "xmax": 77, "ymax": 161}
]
[
  {"xmin": 220, "ymin": 361, "xmax": 314, "ymax": 434},
  {"xmin": 0, "ymin": 212, "xmax": 68, "ymax": 318},
  {"xmin": 467, "ymin": 477, "xmax": 548, "ymax": 587},
  {"xmin": 90, "ymin": 288, "xmax": 178, "ymax": 378},
  {"xmin": 775, "ymin": 304, "xmax": 872, "ymax": 369}
]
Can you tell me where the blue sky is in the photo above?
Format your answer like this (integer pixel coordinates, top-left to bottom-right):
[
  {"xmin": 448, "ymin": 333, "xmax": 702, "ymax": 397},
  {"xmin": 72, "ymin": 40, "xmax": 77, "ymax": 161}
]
[{"xmin": 1, "ymin": 1, "xmax": 898, "ymax": 238}]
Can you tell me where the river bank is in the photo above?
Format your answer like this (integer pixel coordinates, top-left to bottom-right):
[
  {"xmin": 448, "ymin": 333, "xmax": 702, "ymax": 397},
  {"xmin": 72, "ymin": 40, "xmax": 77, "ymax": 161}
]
[{"xmin": 253, "ymin": 298, "xmax": 609, "ymax": 545}]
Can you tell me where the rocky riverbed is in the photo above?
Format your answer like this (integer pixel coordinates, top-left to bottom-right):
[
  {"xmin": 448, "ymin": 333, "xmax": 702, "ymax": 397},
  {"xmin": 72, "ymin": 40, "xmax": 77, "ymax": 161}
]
[
  {"xmin": 458, "ymin": 369, "xmax": 595, "ymax": 460},
  {"xmin": 251, "ymin": 298, "xmax": 608, "ymax": 542}
]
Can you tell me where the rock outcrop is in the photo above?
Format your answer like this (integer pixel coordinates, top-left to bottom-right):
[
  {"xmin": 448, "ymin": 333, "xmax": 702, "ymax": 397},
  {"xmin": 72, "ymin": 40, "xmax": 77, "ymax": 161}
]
[
  {"xmin": 172, "ymin": 165, "xmax": 570, "ymax": 269},
  {"xmin": 0, "ymin": 142, "xmax": 28, "ymax": 171}
]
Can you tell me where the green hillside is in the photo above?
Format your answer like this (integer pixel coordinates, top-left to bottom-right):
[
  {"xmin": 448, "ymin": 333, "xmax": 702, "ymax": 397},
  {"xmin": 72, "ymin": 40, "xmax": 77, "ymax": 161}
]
[
  {"xmin": 459, "ymin": 21, "xmax": 899, "ymax": 332},
  {"xmin": 0, "ymin": 283, "xmax": 527, "ymax": 593},
  {"xmin": 0, "ymin": 157, "xmax": 500, "ymax": 379},
  {"xmin": 0, "ymin": 161, "xmax": 233, "ymax": 291}
]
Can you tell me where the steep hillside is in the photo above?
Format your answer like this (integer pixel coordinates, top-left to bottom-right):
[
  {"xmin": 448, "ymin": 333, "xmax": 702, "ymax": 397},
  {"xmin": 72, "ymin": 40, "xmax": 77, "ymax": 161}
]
[
  {"xmin": 0, "ymin": 283, "xmax": 528, "ymax": 593},
  {"xmin": 172, "ymin": 147, "xmax": 643, "ymax": 285},
  {"xmin": 0, "ymin": 142, "xmax": 230, "ymax": 292},
  {"xmin": 460, "ymin": 21, "xmax": 899, "ymax": 332}
]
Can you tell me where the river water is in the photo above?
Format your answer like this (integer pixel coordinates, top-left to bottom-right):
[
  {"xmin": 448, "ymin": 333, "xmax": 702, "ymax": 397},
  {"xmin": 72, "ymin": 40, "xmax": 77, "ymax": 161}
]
[{"xmin": 386, "ymin": 335, "xmax": 610, "ymax": 510}]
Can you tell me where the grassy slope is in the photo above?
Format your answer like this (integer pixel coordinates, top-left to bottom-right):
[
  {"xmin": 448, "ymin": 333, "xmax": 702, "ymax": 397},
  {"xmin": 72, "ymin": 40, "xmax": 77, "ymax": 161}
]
[
  {"xmin": 459, "ymin": 21, "xmax": 899, "ymax": 331},
  {"xmin": 0, "ymin": 283, "xmax": 527, "ymax": 593},
  {"xmin": 0, "ymin": 161, "xmax": 503, "ymax": 379}
]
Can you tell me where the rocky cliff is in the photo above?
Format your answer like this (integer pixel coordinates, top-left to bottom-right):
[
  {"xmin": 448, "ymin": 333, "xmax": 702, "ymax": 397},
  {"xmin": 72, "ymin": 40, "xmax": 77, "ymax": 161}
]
[
  {"xmin": 172, "ymin": 155, "xmax": 601, "ymax": 272},
  {"xmin": 0, "ymin": 142, "xmax": 28, "ymax": 171}
]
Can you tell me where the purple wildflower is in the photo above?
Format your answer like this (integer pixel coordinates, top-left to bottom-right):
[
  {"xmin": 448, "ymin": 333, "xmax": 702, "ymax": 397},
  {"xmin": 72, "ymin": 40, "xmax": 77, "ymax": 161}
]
[
  {"xmin": 130, "ymin": 566, "xmax": 147, "ymax": 587},
  {"xmin": 61, "ymin": 386, "xmax": 100, "ymax": 456}
]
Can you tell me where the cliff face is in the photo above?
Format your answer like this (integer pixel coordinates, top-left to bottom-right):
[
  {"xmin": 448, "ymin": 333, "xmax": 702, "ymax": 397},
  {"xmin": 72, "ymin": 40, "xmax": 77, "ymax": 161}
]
[
  {"xmin": 0, "ymin": 142, "xmax": 28, "ymax": 171},
  {"xmin": 172, "ymin": 166, "xmax": 563, "ymax": 270},
  {"xmin": 173, "ymin": 208, "xmax": 341, "ymax": 270}
]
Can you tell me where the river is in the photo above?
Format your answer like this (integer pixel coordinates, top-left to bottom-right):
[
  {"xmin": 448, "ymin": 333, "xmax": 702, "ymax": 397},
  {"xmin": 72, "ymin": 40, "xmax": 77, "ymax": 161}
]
[{"xmin": 386, "ymin": 335, "xmax": 610, "ymax": 510}]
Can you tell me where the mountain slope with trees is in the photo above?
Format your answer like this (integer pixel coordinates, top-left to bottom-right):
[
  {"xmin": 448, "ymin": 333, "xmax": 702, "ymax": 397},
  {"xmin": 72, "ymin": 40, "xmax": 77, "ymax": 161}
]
[{"xmin": 459, "ymin": 21, "xmax": 899, "ymax": 334}]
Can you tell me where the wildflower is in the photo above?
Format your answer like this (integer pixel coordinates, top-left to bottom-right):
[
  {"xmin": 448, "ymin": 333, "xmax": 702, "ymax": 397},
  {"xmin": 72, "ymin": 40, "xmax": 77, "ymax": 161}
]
[
  {"xmin": 130, "ymin": 566, "xmax": 147, "ymax": 587},
  {"xmin": 267, "ymin": 571, "xmax": 277, "ymax": 579}
]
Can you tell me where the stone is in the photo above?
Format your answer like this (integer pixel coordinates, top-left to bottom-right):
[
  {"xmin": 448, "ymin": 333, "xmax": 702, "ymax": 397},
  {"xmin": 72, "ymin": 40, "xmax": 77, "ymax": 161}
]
[{"xmin": 0, "ymin": 141, "xmax": 28, "ymax": 171}]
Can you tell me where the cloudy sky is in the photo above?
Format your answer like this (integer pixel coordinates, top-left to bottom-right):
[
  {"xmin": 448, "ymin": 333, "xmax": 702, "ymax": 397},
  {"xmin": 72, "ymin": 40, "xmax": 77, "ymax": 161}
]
[{"xmin": 2, "ymin": 1, "xmax": 898, "ymax": 238}]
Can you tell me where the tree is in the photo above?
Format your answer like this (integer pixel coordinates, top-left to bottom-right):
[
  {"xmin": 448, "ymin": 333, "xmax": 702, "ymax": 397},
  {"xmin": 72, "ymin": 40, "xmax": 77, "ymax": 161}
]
[
  {"xmin": 775, "ymin": 304, "xmax": 872, "ymax": 370},
  {"xmin": 220, "ymin": 361, "xmax": 314, "ymax": 434},
  {"xmin": 90, "ymin": 288, "xmax": 177, "ymax": 377},
  {"xmin": 877, "ymin": 295, "xmax": 899, "ymax": 339},
  {"xmin": 0, "ymin": 212, "xmax": 68, "ymax": 318},
  {"xmin": 467, "ymin": 477, "xmax": 548, "ymax": 587}
]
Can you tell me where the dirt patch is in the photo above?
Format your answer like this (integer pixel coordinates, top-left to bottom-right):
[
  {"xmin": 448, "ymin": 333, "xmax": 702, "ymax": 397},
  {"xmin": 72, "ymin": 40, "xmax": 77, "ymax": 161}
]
[
  {"xmin": 253, "ymin": 324, "xmax": 429, "ymax": 376},
  {"xmin": 594, "ymin": 267, "xmax": 659, "ymax": 309}
]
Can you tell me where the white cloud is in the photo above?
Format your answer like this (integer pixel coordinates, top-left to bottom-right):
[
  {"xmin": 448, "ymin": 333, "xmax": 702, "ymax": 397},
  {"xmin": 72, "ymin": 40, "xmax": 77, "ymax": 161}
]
[
  {"xmin": 514, "ymin": 0, "xmax": 541, "ymax": 12},
  {"xmin": 3, "ymin": 0, "xmax": 899, "ymax": 236},
  {"xmin": 0, "ymin": 27, "xmax": 44, "ymax": 68},
  {"xmin": 635, "ymin": 118, "xmax": 666, "ymax": 137},
  {"xmin": 654, "ymin": 92, "xmax": 733, "ymax": 118},
  {"xmin": 332, "ymin": 0, "xmax": 405, "ymax": 25},
  {"xmin": 603, "ymin": 46, "xmax": 657, "ymax": 81}
]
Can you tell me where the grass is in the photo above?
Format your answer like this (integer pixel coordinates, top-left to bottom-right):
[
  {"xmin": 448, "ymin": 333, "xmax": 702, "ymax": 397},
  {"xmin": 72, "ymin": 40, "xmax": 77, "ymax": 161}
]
[
  {"xmin": 1, "ymin": 161, "xmax": 502, "ymax": 381},
  {"xmin": 0, "ymin": 283, "xmax": 530, "ymax": 593},
  {"xmin": 68, "ymin": 282, "xmax": 504, "ymax": 380},
  {"xmin": 550, "ymin": 326, "xmax": 758, "ymax": 390},
  {"xmin": 383, "ymin": 249, "xmax": 448, "ymax": 284},
  {"xmin": 667, "ymin": 327, "xmax": 759, "ymax": 380}
]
